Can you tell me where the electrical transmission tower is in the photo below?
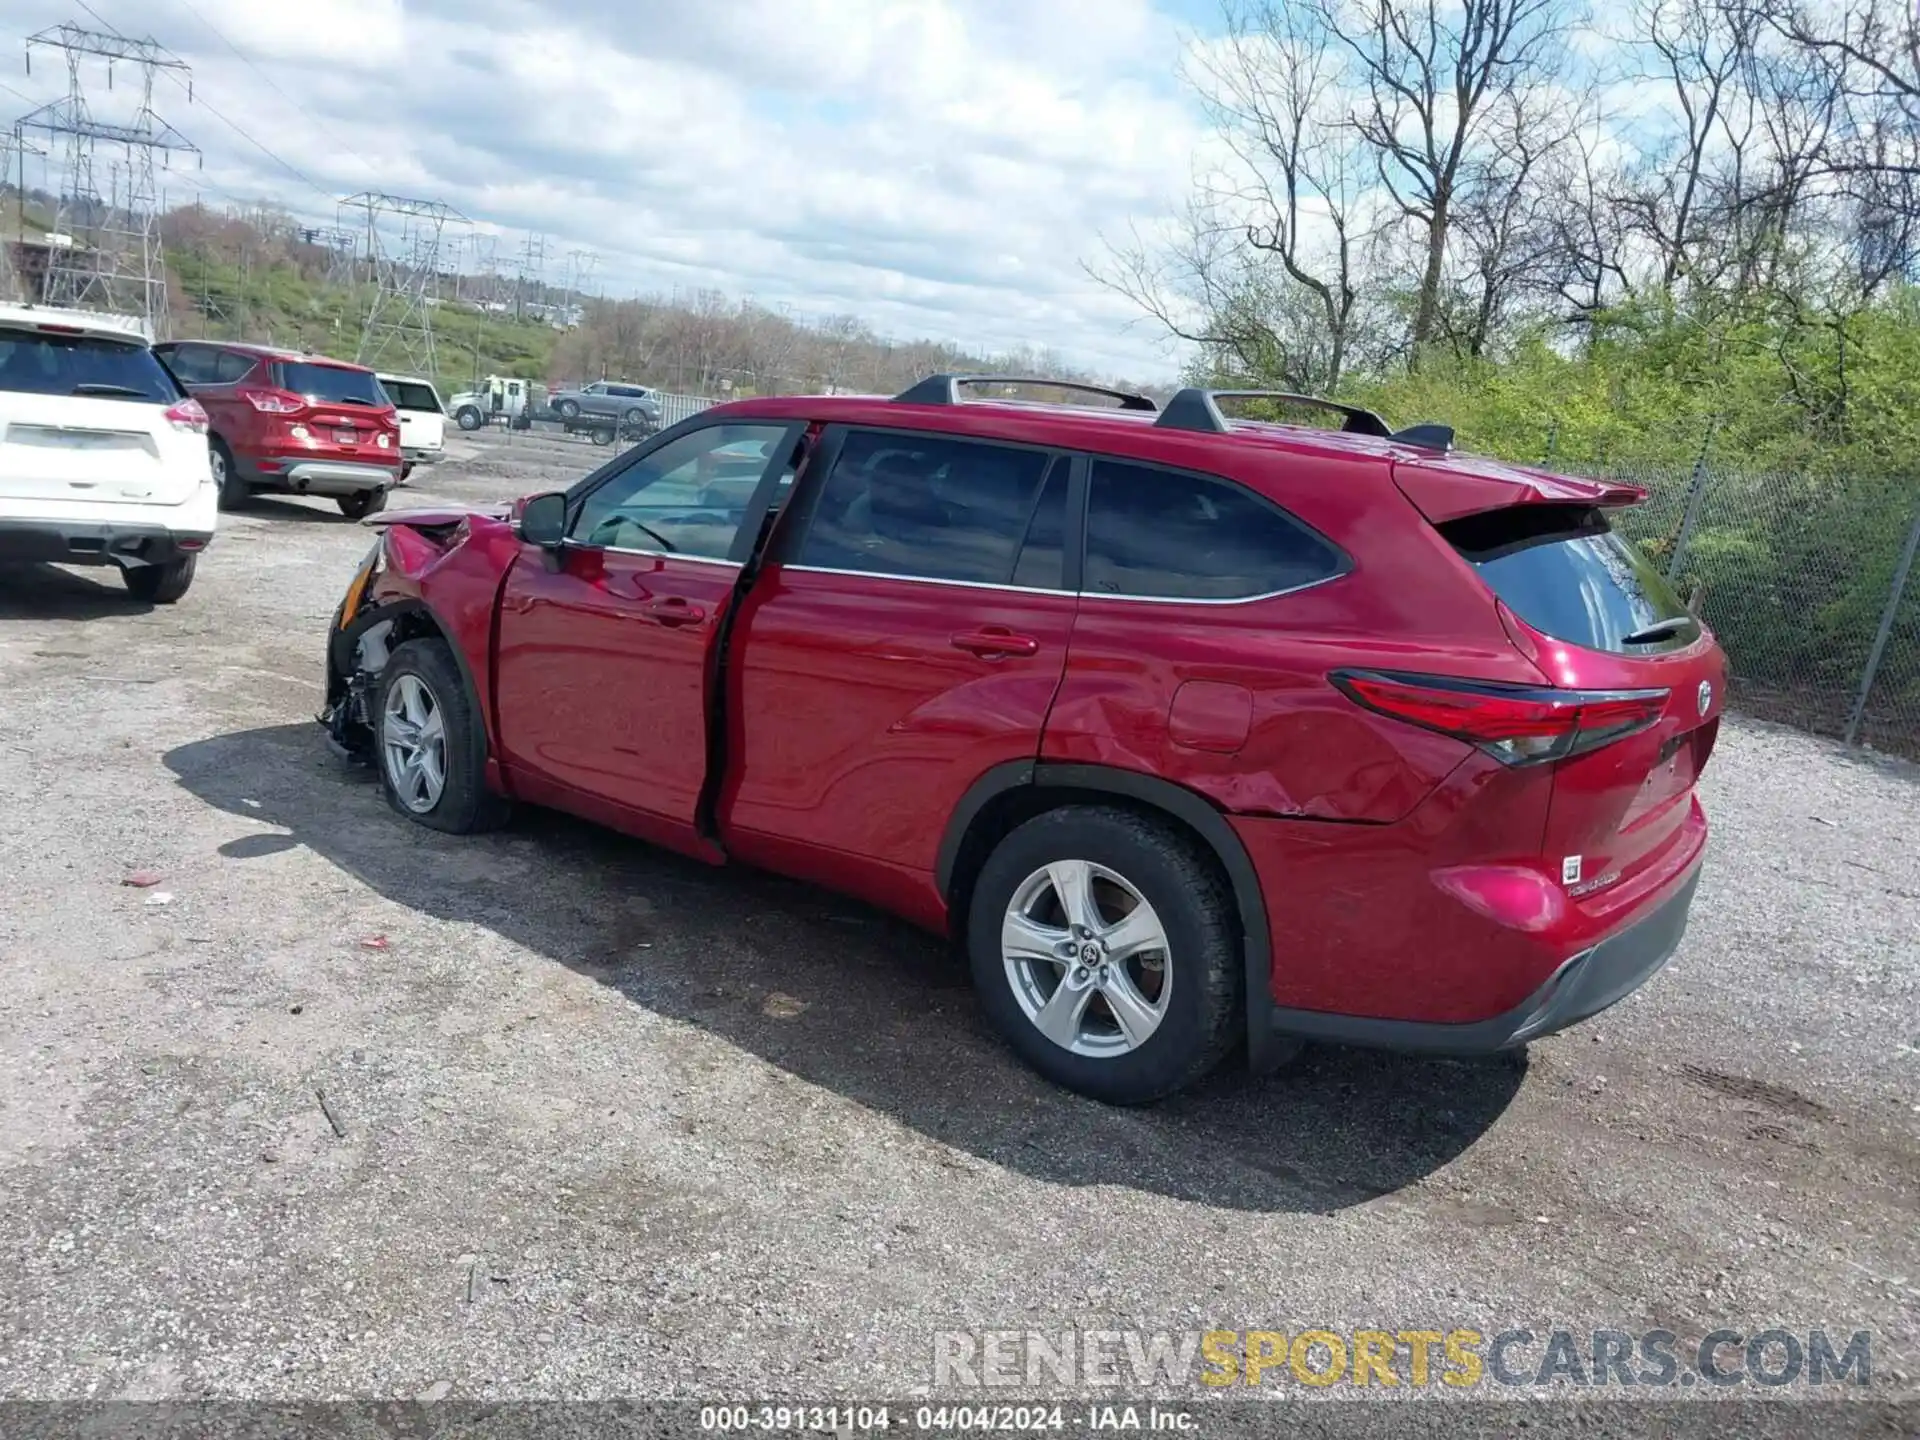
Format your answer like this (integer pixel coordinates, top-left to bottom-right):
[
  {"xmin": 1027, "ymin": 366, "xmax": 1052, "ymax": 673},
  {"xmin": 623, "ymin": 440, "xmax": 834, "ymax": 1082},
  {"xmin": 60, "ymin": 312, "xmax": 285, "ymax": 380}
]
[
  {"xmin": 340, "ymin": 192, "xmax": 467, "ymax": 376},
  {"xmin": 16, "ymin": 23, "xmax": 198, "ymax": 336},
  {"xmin": 1, "ymin": 130, "xmax": 46, "ymax": 301},
  {"xmin": 513, "ymin": 231, "xmax": 546, "ymax": 320}
]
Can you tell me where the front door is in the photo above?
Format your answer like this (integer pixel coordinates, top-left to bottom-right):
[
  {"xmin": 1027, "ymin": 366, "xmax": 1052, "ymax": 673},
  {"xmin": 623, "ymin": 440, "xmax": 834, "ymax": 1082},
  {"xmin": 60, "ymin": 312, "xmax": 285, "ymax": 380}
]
[
  {"xmin": 492, "ymin": 421, "xmax": 802, "ymax": 851},
  {"xmin": 724, "ymin": 426, "xmax": 1077, "ymax": 884}
]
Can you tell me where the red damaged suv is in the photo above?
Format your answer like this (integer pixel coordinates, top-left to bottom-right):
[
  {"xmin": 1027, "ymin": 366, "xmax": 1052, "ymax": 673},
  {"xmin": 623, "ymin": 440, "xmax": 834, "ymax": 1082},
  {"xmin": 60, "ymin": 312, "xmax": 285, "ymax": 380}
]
[
  {"xmin": 155, "ymin": 341, "xmax": 402, "ymax": 519},
  {"xmin": 321, "ymin": 376, "xmax": 1722, "ymax": 1104}
]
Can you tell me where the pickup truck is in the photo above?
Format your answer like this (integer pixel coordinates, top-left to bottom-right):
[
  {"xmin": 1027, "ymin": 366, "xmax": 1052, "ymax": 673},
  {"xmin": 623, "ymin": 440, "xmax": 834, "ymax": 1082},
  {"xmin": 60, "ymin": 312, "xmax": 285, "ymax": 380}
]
[{"xmin": 550, "ymin": 380, "xmax": 662, "ymax": 433}]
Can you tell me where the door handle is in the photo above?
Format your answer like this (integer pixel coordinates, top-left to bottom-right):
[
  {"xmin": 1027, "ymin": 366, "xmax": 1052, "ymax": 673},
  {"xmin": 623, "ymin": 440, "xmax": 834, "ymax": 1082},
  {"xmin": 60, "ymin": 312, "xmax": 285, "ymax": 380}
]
[
  {"xmin": 643, "ymin": 596, "xmax": 706, "ymax": 626},
  {"xmin": 951, "ymin": 628, "xmax": 1039, "ymax": 659}
]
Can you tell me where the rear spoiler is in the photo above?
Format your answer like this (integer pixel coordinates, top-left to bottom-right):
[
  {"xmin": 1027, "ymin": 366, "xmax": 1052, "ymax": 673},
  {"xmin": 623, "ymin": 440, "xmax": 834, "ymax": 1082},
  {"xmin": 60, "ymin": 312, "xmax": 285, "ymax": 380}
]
[{"xmin": 1391, "ymin": 456, "xmax": 1647, "ymax": 526}]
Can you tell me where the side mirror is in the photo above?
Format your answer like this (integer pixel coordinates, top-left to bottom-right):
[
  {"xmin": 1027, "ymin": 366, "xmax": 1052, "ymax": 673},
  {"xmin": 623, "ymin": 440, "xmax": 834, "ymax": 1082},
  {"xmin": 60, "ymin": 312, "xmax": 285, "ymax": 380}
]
[{"xmin": 518, "ymin": 491, "xmax": 567, "ymax": 548}]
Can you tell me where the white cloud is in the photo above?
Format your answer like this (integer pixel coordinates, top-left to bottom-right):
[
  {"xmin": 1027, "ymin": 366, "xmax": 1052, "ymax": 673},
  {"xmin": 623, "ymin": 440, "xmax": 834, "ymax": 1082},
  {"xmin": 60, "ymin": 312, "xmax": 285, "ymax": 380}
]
[{"xmin": 0, "ymin": 0, "xmax": 1211, "ymax": 378}]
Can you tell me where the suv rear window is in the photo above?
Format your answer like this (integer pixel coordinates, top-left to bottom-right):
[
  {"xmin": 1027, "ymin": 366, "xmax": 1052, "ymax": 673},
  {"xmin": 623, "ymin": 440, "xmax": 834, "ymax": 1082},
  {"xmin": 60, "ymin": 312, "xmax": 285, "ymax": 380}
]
[
  {"xmin": 278, "ymin": 362, "xmax": 387, "ymax": 406},
  {"xmin": 0, "ymin": 328, "xmax": 179, "ymax": 403},
  {"xmin": 1440, "ymin": 504, "xmax": 1700, "ymax": 653},
  {"xmin": 383, "ymin": 380, "xmax": 441, "ymax": 412}
]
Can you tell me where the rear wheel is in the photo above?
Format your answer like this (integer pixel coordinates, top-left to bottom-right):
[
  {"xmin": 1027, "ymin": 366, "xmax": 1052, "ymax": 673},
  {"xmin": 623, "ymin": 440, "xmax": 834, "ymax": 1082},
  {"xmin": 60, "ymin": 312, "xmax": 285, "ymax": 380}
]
[
  {"xmin": 590, "ymin": 426, "xmax": 615, "ymax": 446},
  {"xmin": 121, "ymin": 555, "xmax": 195, "ymax": 604},
  {"xmin": 210, "ymin": 439, "xmax": 248, "ymax": 510},
  {"xmin": 337, "ymin": 489, "xmax": 387, "ymax": 519},
  {"xmin": 556, "ymin": 399, "xmax": 581, "ymax": 420},
  {"xmin": 967, "ymin": 807, "xmax": 1242, "ymax": 1104},
  {"xmin": 373, "ymin": 638, "xmax": 509, "ymax": 833}
]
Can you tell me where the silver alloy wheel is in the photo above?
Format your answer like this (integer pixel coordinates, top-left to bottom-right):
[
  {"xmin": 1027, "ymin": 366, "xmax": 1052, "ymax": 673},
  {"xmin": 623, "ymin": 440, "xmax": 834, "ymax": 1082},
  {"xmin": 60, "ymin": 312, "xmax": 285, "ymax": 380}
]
[
  {"xmin": 1002, "ymin": 859, "xmax": 1172, "ymax": 1057},
  {"xmin": 381, "ymin": 673, "xmax": 448, "ymax": 814},
  {"xmin": 210, "ymin": 448, "xmax": 226, "ymax": 482}
]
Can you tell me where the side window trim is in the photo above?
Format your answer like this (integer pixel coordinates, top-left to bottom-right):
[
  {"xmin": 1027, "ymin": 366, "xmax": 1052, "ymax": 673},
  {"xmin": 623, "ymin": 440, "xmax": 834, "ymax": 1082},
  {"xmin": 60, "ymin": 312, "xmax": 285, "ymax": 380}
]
[{"xmin": 1076, "ymin": 453, "xmax": 1353, "ymax": 606}]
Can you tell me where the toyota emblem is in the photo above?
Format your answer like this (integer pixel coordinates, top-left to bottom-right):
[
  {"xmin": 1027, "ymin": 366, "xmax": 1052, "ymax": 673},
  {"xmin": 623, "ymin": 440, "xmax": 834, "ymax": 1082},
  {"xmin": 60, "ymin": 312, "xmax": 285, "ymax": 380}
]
[{"xmin": 1696, "ymin": 680, "xmax": 1713, "ymax": 717}]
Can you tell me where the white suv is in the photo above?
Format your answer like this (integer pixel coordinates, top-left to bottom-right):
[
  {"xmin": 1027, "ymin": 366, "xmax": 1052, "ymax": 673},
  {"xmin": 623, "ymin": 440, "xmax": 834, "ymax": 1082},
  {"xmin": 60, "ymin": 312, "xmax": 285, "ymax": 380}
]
[
  {"xmin": 377, "ymin": 372, "xmax": 446, "ymax": 482},
  {"xmin": 0, "ymin": 305, "xmax": 216, "ymax": 603}
]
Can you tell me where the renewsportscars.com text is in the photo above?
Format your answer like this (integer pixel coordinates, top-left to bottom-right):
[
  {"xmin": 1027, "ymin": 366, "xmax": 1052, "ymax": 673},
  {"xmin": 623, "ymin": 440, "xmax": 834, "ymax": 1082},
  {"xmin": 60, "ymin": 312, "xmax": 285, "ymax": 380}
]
[{"xmin": 933, "ymin": 1327, "xmax": 1873, "ymax": 1390}]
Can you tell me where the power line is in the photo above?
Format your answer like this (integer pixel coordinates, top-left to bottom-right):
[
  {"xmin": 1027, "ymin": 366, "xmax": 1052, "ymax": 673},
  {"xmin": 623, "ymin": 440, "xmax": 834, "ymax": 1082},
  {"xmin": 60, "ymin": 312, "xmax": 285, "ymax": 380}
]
[
  {"xmin": 69, "ymin": 0, "xmax": 332, "ymax": 204},
  {"xmin": 159, "ymin": 0, "xmax": 382, "ymax": 180}
]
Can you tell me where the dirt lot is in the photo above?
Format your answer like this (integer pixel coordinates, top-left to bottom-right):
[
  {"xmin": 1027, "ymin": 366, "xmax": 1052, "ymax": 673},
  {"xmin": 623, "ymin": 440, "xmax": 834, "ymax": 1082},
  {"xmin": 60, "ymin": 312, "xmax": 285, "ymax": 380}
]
[{"xmin": 0, "ymin": 427, "xmax": 1915, "ymax": 1423}]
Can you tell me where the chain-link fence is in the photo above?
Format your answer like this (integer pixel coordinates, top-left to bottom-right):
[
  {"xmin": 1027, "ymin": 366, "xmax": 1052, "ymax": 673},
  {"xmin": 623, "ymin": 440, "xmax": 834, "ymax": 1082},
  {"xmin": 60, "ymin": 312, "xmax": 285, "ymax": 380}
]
[{"xmin": 1556, "ymin": 443, "xmax": 1920, "ymax": 761}]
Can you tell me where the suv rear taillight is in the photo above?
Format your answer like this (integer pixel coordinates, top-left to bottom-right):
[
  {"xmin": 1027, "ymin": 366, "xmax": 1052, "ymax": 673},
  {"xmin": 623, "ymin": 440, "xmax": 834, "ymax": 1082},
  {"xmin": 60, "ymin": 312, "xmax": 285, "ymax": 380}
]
[
  {"xmin": 164, "ymin": 397, "xmax": 209, "ymax": 434},
  {"xmin": 240, "ymin": 387, "xmax": 306, "ymax": 414},
  {"xmin": 1332, "ymin": 670, "xmax": 1668, "ymax": 766}
]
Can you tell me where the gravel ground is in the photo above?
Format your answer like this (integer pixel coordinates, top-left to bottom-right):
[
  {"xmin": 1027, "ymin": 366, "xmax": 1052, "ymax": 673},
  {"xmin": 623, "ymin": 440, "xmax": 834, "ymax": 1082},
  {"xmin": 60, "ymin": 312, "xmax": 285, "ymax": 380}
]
[{"xmin": 0, "ymin": 427, "xmax": 1914, "ymax": 1428}]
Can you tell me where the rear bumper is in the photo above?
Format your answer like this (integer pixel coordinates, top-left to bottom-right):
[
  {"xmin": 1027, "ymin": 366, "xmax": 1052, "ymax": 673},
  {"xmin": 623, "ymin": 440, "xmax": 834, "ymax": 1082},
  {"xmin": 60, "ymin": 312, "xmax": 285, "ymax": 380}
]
[
  {"xmin": 238, "ymin": 456, "xmax": 400, "ymax": 496},
  {"xmin": 1265, "ymin": 863, "xmax": 1702, "ymax": 1052},
  {"xmin": 400, "ymin": 446, "xmax": 441, "ymax": 465},
  {"xmin": 0, "ymin": 517, "xmax": 213, "ymax": 568}
]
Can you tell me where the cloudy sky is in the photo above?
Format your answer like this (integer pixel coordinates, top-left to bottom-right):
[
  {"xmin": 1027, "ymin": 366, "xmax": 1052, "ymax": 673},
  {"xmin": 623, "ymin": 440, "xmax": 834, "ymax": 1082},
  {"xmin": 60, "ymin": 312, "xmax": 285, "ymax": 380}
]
[{"xmin": 0, "ymin": 0, "xmax": 1225, "ymax": 377}]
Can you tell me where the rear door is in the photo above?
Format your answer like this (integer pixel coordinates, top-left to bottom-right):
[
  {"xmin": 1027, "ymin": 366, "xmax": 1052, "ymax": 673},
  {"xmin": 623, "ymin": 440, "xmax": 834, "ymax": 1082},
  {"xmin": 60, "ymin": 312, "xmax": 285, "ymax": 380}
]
[
  {"xmin": 0, "ymin": 324, "xmax": 204, "ymax": 506},
  {"xmin": 723, "ymin": 426, "xmax": 1076, "ymax": 872},
  {"xmin": 492, "ymin": 420, "xmax": 803, "ymax": 849},
  {"xmin": 1434, "ymin": 499, "xmax": 1726, "ymax": 903}
]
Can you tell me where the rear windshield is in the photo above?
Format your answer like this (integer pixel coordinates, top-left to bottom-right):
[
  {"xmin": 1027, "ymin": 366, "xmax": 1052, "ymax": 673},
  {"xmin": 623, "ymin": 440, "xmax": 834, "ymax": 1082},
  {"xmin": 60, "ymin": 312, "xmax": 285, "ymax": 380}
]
[
  {"xmin": 382, "ymin": 380, "xmax": 441, "ymax": 412},
  {"xmin": 0, "ymin": 328, "xmax": 179, "ymax": 403},
  {"xmin": 278, "ymin": 362, "xmax": 388, "ymax": 406},
  {"xmin": 1440, "ymin": 504, "xmax": 1701, "ymax": 653}
]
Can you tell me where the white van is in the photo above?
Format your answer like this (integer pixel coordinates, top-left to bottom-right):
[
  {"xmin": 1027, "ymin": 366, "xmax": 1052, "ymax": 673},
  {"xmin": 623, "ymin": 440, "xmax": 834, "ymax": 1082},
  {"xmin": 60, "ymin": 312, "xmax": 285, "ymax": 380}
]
[{"xmin": 0, "ymin": 304, "xmax": 216, "ymax": 602}]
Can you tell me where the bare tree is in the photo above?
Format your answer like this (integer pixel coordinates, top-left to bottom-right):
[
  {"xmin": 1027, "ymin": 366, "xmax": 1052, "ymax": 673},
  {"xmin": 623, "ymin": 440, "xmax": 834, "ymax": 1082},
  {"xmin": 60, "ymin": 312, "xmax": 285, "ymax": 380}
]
[{"xmin": 1316, "ymin": 0, "xmax": 1583, "ymax": 358}]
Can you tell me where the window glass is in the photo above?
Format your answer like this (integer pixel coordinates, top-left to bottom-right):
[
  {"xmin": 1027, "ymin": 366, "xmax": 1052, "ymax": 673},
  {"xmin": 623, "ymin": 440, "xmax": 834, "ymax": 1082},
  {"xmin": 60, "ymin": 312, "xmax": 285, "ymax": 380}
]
[
  {"xmin": 1084, "ymin": 459, "xmax": 1345, "ymax": 600},
  {"xmin": 798, "ymin": 430, "xmax": 1052, "ymax": 585},
  {"xmin": 571, "ymin": 423, "xmax": 791, "ymax": 559},
  {"xmin": 382, "ymin": 380, "xmax": 442, "ymax": 412},
  {"xmin": 0, "ymin": 329, "xmax": 180, "ymax": 402},
  {"xmin": 159, "ymin": 344, "xmax": 217, "ymax": 384},
  {"xmin": 1010, "ymin": 459, "xmax": 1069, "ymax": 590},
  {"xmin": 1439, "ymin": 505, "xmax": 1699, "ymax": 653},
  {"xmin": 214, "ymin": 350, "xmax": 258, "ymax": 384},
  {"xmin": 277, "ymin": 362, "xmax": 386, "ymax": 406}
]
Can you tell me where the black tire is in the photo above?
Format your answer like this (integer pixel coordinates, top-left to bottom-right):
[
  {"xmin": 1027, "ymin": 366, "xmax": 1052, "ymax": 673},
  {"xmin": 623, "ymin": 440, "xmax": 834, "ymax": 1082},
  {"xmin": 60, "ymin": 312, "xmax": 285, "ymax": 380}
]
[
  {"xmin": 337, "ymin": 489, "xmax": 387, "ymax": 519},
  {"xmin": 623, "ymin": 407, "xmax": 645, "ymax": 425},
  {"xmin": 967, "ymin": 806, "xmax": 1242, "ymax": 1105},
  {"xmin": 455, "ymin": 406, "xmax": 483, "ymax": 431},
  {"xmin": 556, "ymin": 399, "xmax": 580, "ymax": 420},
  {"xmin": 121, "ymin": 555, "xmax": 195, "ymax": 604},
  {"xmin": 210, "ymin": 438, "xmax": 249, "ymax": 510},
  {"xmin": 590, "ymin": 426, "xmax": 614, "ymax": 446},
  {"xmin": 372, "ymin": 638, "xmax": 510, "ymax": 834}
]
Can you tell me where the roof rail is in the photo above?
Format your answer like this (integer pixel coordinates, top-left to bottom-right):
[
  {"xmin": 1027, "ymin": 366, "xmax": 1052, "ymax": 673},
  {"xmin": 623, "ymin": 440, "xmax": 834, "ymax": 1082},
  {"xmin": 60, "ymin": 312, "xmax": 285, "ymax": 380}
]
[
  {"xmin": 1156, "ymin": 388, "xmax": 1455, "ymax": 451},
  {"xmin": 893, "ymin": 373, "xmax": 1158, "ymax": 412},
  {"xmin": 1156, "ymin": 388, "xmax": 1392, "ymax": 437}
]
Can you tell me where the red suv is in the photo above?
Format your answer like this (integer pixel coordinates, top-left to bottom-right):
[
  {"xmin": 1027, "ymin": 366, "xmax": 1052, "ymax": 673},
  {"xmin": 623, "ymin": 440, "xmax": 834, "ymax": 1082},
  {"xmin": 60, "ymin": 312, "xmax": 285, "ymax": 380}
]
[
  {"xmin": 155, "ymin": 341, "xmax": 401, "ymax": 518},
  {"xmin": 320, "ymin": 376, "xmax": 1722, "ymax": 1104}
]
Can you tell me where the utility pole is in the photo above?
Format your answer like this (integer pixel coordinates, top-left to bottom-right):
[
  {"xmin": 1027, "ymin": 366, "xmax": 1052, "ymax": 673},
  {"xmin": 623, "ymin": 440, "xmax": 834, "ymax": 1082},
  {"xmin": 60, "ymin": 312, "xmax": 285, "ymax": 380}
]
[
  {"xmin": 339, "ymin": 191, "xmax": 468, "ymax": 378},
  {"xmin": 16, "ymin": 23, "xmax": 199, "ymax": 337}
]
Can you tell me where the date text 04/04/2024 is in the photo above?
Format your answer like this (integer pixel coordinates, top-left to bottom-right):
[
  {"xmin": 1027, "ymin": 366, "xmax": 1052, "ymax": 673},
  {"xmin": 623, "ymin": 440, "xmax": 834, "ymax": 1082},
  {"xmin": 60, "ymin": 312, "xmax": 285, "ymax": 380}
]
[{"xmin": 698, "ymin": 1404, "xmax": 1199, "ymax": 1432}]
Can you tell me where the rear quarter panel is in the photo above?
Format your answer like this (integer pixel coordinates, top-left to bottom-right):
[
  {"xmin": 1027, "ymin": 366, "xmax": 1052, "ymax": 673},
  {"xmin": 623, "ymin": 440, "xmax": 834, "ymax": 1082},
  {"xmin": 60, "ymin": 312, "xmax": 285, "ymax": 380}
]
[{"xmin": 1043, "ymin": 449, "xmax": 1550, "ymax": 823}]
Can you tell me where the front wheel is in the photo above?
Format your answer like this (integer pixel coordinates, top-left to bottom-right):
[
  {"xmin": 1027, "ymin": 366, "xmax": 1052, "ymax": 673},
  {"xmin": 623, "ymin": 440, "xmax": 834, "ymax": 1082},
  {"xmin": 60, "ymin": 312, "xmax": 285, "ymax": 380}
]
[
  {"xmin": 121, "ymin": 554, "xmax": 195, "ymax": 604},
  {"xmin": 373, "ymin": 638, "xmax": 510, "ymax": 833},
  {"xmin": 455, "ymin": 406, "xmax": 484, "ymax": 431},
  {"xmin": 967, "ymin": 807, "xmax": 1242, "ymax": 1104},
  {"xmin": 337, "ymin": 489, "xmax": 387, "ymax": 519}
]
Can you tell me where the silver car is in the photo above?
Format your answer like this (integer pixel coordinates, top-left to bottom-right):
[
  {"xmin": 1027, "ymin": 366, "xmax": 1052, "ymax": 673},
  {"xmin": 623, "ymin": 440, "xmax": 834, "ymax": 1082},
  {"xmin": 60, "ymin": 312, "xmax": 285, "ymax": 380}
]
[{"xmin": 550, "ymin": 381, "xmax": 662, "ymax": 430}]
